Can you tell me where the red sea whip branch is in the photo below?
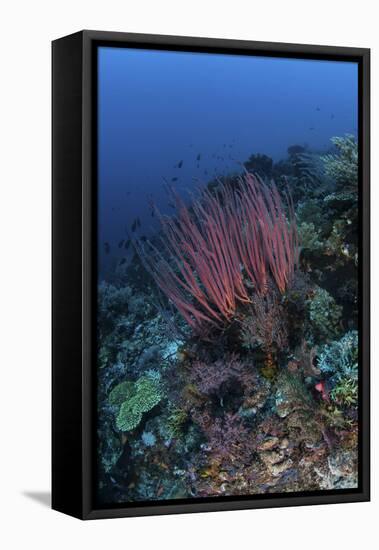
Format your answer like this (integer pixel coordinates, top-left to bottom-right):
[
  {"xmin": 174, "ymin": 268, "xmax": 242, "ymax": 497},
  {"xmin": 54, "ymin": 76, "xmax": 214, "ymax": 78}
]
[{"xmin": 135, "ymin": 173, "xmax": 298, "ymax": 334}]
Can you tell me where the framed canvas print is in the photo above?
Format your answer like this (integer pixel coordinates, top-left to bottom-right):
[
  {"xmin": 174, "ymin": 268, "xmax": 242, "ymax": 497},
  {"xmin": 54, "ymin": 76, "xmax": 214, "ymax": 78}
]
[{"xmin": 52, "ymin": 30, "xmax": 370, "ymax": 519}]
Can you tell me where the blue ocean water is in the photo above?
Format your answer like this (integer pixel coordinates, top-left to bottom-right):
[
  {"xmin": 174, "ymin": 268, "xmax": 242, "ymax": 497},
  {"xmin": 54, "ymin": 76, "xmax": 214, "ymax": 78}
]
[{"xmin": 98, "ymin": 46, "xmax": 358, "ymax": 278}]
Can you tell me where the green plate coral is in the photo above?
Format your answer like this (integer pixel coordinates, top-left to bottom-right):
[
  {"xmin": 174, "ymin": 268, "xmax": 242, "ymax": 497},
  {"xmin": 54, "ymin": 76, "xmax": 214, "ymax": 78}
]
[{"xmin": 109, "ymin": 375, "xmax": 162, "ymax": 432}]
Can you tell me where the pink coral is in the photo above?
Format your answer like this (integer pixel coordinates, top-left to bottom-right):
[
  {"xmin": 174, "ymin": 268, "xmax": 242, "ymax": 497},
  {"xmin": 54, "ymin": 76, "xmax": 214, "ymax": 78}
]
[
  {"xmin": 190, "ymin": 353, "xmax": 255, "ymax": 397},
  {"xmin": 137, "ymin": 173, "xmax": 298, "ymax": 333}
]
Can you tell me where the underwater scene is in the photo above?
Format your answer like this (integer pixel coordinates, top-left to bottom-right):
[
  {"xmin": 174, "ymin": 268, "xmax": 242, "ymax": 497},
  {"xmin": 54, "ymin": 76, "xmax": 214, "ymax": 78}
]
[{"xmin": 96, "ymin": 47, "xmax": 360, "ymax": 505}]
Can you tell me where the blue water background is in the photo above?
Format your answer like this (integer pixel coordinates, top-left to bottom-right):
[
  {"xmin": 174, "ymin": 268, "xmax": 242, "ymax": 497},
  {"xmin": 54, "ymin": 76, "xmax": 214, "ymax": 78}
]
[{"xmin": 98, "ymin": 46, "xmax": 358, "ymax": 277}]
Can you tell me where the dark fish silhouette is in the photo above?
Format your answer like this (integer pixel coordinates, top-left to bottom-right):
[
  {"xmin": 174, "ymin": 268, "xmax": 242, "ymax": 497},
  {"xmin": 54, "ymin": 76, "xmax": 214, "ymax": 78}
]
[
  {"xmin": 104, "ymin": 242, "xmax": 110, "ymax": 254},
  {"xmin": 118, "ymin": 239, "xmax": 124, "ymax": 248},
  {"xmin": 140, "ymin": 235, "xmax": 147, "ymax": 242},
  {"xmin": 124, "ymin": 239, "xmax": 131, "ymax": 249},
  {"xmin": 309, "ymin": 127, "xmax": 315, "ymax": 131},
  {"xmin": 151, "ymin": 209, "xmax": 155, "ymax": 218},
  {"xmin": 177, "ymin": 160, "xmax": 183, "ymax": 168},
  {"xmin": 136, "ymin": 217, "xmax": 141, "ymax": 228},
  {"xmin": 316, "ymin": 106, "xmax": 320, "ymax": 111},
  {"xmin": 331, "ymin": 113, "xmax": 335, "ymax": 119},
  {"xmin": 131, "ymin": 219, "xmax": 138, "ymax": 232},
  {"xmin": 119, "ymin": 258, "xmax": 126, "ymax": 266},
  {"xmin": 171, "ymin": 177, "xmax": 178, "ymax": 182},
  {"xmin": 196, "ymin": 153, "xmax": 201, "ymax": 161}
]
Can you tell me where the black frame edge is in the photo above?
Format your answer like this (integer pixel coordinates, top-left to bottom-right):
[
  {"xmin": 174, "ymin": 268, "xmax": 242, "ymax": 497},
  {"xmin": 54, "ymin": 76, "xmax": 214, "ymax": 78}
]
[
  {"xmin": 52, "ymin": 31, "xmax": 85, "ymax": 519},
  {"xmin": 360, "ymin": 48, "xmax": 370, "ymax": 502}
]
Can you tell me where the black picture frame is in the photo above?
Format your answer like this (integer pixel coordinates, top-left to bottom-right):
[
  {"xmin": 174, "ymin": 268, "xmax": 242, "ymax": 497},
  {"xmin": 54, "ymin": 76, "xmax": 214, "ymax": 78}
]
[{"xmin": 52, "ymin": 30, "xmax": 370, "ymax": 520}]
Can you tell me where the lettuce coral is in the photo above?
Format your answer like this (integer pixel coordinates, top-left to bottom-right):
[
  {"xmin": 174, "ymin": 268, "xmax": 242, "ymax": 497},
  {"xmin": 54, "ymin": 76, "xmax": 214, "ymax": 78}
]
[{"xmin": 109, "ymin": 375, "xmax": 162, "ymax": 432}]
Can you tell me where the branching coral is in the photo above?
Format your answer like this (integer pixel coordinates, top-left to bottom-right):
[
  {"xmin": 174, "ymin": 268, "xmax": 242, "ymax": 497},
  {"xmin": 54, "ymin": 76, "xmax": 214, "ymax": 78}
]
[
  {"xmin": 318, "ymin": 331, "xmax": 358, "ymax": 414},
  {"xmin": 307, "ymin": 287, "xmax": 342, "ymax": 342},
  {"xmin": 241, "ymin": 287, "xmax": 288, "ymax": 358},
  {"xmin": 322, "ymin": 135, "xmax": 358, "ymax": 192},
  {"xmin": 298, "ymin": 222, "xmax": 324, "ymax": 252},
  {"xmin": 166, "ymin": 406, "xmax": 188, "ymax": 438},
  {"xmin": 193, "ymin": 411, "xmax": 250, "ymax": 465},
  {"xmin": 317, "ymin": 330, "xmax": 358, "ymax": 382},
  {"xmin": 330, "ymin": 377, "xmax": 358, "ymax": 407},
  {"xmin": 189, "ymin": 353, "xmax": 255, "ymax": 398},
  {"xmin": 136, "ymin": 173, "xmax": 298, "ymax": 334}
]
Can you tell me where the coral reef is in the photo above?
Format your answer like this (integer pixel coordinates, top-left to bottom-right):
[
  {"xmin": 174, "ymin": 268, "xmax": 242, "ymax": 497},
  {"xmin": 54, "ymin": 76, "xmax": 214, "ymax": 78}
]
[
  {"xmin": 307, "ymin": 286, "xmax": 343, "ymax": 342},
  {"xmin": 241, "ymin": 287, "xmax": 288, "ymax": 366},
  {"xmin": 322, "ymin": 134, "xmax": 358, "ymax": 193},
  {"xmin": 96, "ymin": 135, "xmax": 359, "ymax": 504},
  {"xmin": 318, "ymin": 330, "xmax": 358, "ymax": 382},
  {"xmin": 298, "ymin": 222, "xmax": 324, "ymax": 252}
]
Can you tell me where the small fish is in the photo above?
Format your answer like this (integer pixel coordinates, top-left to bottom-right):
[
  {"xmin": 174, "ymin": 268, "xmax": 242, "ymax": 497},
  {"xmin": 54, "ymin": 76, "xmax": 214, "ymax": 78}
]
[
  {"xmin": 119, "ymin": 258, "xmax": 126, "ymax": 266},
  {"xmin": 331, "ymin": 113, "xmax": 335, "ymax": 119},
  {"xmin": 140, "ymin": 235, "xmax": 147, "ymax": 242},
  {"xmin": 309, "ymin": 127, "xmax": 315, "ymax": 131},
  {"xmin": 168, "ymin": 202, "xmax": 176, "ymax": 209},
  {"xmin": 196, "ymin": 153, "xmax": 201, "ymax": 161},
  {"xmin": 151, "ymin": 209, "xmax": 155, "ymax": 218},
  {"xmin": 131, "ymin": 219, "xmax": 137, "ymax": 232},
  {"xmin": 177, "ymin": 160, "xmax": 183, "ymax": 168},
  {"xmin": 118, "ymin": 239, "xmax": 124, "ymax": 248},
  {"xmin": 316, "ymin": 106, "xmax": 320, "ymax": 111},
  {"xmin": 104, "ymin": 242, "xmax": 110, "ymax": 254},
  {"xmin": 171, "ymin": 177, "xmax": 178, "ymax": 182},
  {"xmin": 124, "ymin": 239, "xmax": 131, "ymax": 249},
  {"xmin": 136, "ymin": 217, "xmax": 141, "ymax": 228}
]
